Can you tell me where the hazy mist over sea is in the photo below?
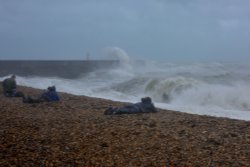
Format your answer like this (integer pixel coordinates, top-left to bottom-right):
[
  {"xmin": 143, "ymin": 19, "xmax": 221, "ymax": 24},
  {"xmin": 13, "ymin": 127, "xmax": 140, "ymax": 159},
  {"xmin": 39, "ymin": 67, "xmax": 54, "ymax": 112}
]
[
  {"xmin": 1, "ymin": 1, "xmax": 250, "ymax": 120},
  {"xmin": 1, "ymin": 0, "xmax": 250, "ymax": 62},
  {"xmin": 1, "ymin": 47, "xmax": 250, "ymax": 121}
]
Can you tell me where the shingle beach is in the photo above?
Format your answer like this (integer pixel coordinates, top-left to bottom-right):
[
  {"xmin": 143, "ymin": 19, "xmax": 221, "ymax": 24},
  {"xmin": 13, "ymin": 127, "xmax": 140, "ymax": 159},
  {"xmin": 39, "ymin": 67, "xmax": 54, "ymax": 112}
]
[{"xmin": 1, "ymin": 84, "xmax": 250, "ymax": 166}]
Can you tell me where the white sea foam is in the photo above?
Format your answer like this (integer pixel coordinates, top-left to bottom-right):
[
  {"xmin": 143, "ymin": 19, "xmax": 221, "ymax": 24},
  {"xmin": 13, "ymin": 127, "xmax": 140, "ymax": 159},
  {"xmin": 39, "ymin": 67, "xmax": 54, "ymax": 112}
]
[{"xmin": 1, "ymin": 52, "xmax": 250, "ymax": 120}]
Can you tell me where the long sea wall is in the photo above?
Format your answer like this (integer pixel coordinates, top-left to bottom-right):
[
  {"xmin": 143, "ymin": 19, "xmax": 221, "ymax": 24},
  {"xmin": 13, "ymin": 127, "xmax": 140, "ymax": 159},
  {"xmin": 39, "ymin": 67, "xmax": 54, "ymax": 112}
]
[{"xmin": 0, "ymin": 60, "xmax": 119, "ymax": 78}]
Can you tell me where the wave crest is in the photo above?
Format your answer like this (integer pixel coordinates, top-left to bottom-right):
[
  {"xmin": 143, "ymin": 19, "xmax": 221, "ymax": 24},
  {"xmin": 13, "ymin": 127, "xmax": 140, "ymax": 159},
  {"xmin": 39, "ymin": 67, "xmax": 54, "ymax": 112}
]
[{"xmin": 145, "ymin": 77, "xmax": 200, "ymax": 103}]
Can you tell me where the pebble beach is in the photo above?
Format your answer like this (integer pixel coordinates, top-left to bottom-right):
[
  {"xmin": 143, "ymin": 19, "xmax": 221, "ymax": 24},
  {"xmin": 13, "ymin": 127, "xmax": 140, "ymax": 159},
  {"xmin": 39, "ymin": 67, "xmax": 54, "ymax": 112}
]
[{"xmin": 1, "ymin": 84, "xmax": 250, "ymax": 166}]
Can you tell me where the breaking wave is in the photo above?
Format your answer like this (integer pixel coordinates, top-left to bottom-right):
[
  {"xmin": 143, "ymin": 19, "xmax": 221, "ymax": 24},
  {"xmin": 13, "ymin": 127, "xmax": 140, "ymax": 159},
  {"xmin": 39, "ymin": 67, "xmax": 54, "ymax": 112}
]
[{"xmin": 1, "ymin": 49, "xmax": 250, "ymax": 120}]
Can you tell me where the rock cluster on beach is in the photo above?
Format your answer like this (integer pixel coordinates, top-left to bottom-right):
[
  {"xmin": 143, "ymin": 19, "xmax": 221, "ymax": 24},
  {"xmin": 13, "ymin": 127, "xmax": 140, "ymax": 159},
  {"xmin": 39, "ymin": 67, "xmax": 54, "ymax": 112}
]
[{"xmin": 0, "ymin": 84, "xmax": 250, "ymax": 166}]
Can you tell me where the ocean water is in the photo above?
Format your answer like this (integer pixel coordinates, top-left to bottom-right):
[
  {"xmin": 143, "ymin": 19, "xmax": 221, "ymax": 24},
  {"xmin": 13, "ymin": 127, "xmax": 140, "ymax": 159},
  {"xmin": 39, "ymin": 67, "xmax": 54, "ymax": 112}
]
[{"xmin": 1, "ymin": 56, "xmax": 250, "ymax": 121}]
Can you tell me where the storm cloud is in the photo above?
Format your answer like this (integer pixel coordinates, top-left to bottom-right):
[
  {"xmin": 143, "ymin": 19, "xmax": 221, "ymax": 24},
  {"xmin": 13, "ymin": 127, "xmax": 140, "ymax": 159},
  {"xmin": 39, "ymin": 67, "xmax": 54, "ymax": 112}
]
[{"xmin": 0, "ymin": 0, "xmax": 250, "ymax": 62}]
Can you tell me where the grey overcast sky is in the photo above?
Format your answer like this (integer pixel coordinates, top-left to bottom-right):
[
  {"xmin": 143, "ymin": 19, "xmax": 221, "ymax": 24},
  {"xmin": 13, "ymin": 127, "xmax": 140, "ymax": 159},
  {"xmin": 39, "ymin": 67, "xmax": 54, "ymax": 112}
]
[{"xmin": 0, "ymin": 0, "xmax": 250, "ymax": 62}]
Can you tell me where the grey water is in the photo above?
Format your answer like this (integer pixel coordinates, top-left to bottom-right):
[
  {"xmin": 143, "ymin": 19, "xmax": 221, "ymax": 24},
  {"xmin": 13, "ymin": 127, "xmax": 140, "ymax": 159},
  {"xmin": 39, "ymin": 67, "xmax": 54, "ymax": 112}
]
[{"xmin": 1, "ymin": 59, "xmax": 250, "ymax": 121}]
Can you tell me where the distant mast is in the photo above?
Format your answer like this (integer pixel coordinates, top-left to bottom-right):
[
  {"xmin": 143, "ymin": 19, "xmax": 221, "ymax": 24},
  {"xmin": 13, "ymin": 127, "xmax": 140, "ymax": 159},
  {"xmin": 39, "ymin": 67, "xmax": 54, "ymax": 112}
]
[{"xmin": 86, "ymin": 52, "xmax": 90, "ymax": 60}]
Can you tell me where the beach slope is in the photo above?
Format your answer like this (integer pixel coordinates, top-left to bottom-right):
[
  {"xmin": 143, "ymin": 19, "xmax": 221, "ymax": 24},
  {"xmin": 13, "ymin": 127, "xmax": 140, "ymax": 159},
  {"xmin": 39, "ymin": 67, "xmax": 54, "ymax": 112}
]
[{"xmin": 0, "ymin": 85, "xmax": 250, "ymax": 166}]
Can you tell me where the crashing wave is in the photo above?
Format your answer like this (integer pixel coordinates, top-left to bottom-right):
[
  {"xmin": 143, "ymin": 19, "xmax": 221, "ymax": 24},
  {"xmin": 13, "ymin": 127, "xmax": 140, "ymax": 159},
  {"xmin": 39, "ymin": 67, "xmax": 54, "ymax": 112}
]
[{"xmin": 145, "ymin": 77, "xmax": 200, "ymax": 103}]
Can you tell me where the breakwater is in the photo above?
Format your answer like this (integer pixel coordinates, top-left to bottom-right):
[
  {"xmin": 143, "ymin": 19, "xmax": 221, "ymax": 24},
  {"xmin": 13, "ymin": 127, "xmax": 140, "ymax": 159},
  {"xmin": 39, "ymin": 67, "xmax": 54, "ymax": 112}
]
[{"xmin": 0, "ymin": 60, "xmax": 119, "ymax": 78}]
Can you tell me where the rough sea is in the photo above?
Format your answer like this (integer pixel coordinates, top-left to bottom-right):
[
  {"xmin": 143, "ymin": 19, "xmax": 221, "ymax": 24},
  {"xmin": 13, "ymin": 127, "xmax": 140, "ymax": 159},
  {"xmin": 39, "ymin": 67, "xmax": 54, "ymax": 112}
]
[{"xmin": 1, "ymin": 54, "xmax": 250, "ymax": 121}]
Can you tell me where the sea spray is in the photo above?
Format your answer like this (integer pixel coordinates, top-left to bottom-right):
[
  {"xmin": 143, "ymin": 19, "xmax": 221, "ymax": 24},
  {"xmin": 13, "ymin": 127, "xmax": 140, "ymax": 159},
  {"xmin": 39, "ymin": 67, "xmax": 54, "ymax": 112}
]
[
  {"xmin": 144, "ymin": 77, "xmax": 201, "ymax": 103},
  {"xmin": 170, "ymin": 82, "xmax": 250, "ymax": 111},
  {"xmin": 103, "ymin": 47, "xmax": 134, "ymax": 74},
  {"xmin": 1, "ymin": 58, "xmax": 250, "ymax": 120}
]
